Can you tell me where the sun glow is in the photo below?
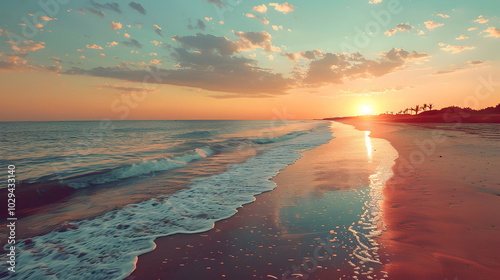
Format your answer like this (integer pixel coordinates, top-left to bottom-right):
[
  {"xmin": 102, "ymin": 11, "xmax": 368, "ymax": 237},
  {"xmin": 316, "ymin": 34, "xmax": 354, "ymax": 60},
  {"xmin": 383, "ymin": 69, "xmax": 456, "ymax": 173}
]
[{"xmin": 359, "ymin": 104, "xmax": 374, "ymax": 116}]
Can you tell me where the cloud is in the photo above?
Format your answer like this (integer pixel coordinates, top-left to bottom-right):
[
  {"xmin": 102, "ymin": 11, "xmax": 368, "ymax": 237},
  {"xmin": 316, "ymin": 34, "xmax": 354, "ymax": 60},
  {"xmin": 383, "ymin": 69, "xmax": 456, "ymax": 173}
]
[
  {"xmin": 205, "ymin": 0, "xmax": 225, "ymax": 7},
  {"xmin": 385, "ymin": 30, "xmax": 397, "ymax": 37},
  {"xmin": 282, "ymin": 49, "xmax": 323, "ymax": 61},
  {"xmin": 110, "ymin": 21, "xmax": 122, "ymax": 30},
  {"xmin": 233, "ymin": 31, "xmax": 280, "ymax": 52},
  {"xmin": 40, "ymin": 16, "xmax": 56, "ymax": 21},
  {"xmin": 172, "ymin": 33, "xmax": 239, "ymax": 56},
  {"xmin": 66, "ymin": 32, "xmax": 292, "ymax": 95},
  {"xmin": 42, "ymin": 65, "xmax": 63, "ymax": 72},
  {"xmin": 128, "ymin": 2, "xmax": 146, "ymax": 15},
  {"xmin": 97, "ymin": 84, "xmax": 158, "ymax": 94},
  {"xmin": 107, "ymin": 41, "xmax": 118, "ymax": 47},
  {"xmin": 303, "ymin": 48, "xmax": 428, "ymax": 86},
  {"xmin": 272, "ymin": 25, "xmax": 283, "ymax": 31},
  {"xmin": 246, "ymin": 13, "xmax": 269, "ymax": 25},
  {"xmin": 124, "ymin": 33, "xmax": 131, "ymax": 38},
  {"xmin": 90, "ymin": 0, "xmax": 121, "ymax": 14},
  {"xmin": 75, "ymin": 9, "xmax": 86, "ymax": 15},
  {"xmin": 0, "ymin": 28, "xmax": 3, "ymax": 36},
  {"xmin": 0, "ymin": 52, "xmax": 62, "ymax": 73},
  {"xmin": 87, "ymin": 7, "xmax": 105, "ymax": 17},
  {"xmin": 49, "ymin": 56, "xmax": 62, "ymax": 63},
  {"xmin": 468, "ymin": 60, "xmax": 489, "ymax": 65},
  {"xmin": 483, "ymin": 27, "xmax": 500, "ymax": 38},
  {"xmin": 369, "ymin": 0, "xmax": 383, "ymax": 4},
  {"xmin": 204, "ymin": 17, "xmax": 212, "ymax": 22},
  {"xmin": 122, "ymin": 39, "xmax": 142, "ymax": 48},
  {"xmin": 153, "ymin": 24, "xmax": 163, "ymax": 36},
  {"xmin": 253, "ymin": 4, "xmax": 267, "ymax": 13},
  {"xmin": 66, "ymin": 60, "xmax": 292, "ymax": 96},
  {"xmin": 437, "ymin": 14, "xmax": 450, "ymax": 18},
  {"xmin": 86, "ymin": 44, "xmax": 103, "ymax": 50},
  {"xmin": 269, "ymin": 3, "xmax": 294, "ymax": 14},
  {"xmin": 418, "ymin": 30, "xmax": 425, "ymax": 35},
  {"xmin": 432, "ymin": 68, "xmax": 465, "ymax": 75},
  {"xmin": 384, "ymin": 23, "xmax": 412, "ymax": 36},
  {"xmin": 468, "ymin": 27, "xmax": 477, "ymax": 31},
  {"xmin": 151, "ymin": 40, "xmax": 163, "ymax": 46},
  {"xmin": 396, "ymin": 23, "xmax": 413, "ymax": 31},
  {"xmin": 455, "ymin": 35, "xmax": 468, "ymax": 40},
  {"xmin": 440, "ymin": 44, "xmax": 476, "ymax": 54},
  {"xmin": 188, "ymin": 19, "xmax": 206, "ymax": 30},
  {"xmin": 474, "ymin": 16, "xmax": 488, "ymax": 24},
  {"xmin": 149, "ymin": 59, "xmax": 162, "ymax": 65},
  {"xmin": 9, "ymin": 41, "xmax": 46, "ymax": 52},
  {"xmin": 424, "ymin": 21, "xmax": 444, "ymax": 30}
]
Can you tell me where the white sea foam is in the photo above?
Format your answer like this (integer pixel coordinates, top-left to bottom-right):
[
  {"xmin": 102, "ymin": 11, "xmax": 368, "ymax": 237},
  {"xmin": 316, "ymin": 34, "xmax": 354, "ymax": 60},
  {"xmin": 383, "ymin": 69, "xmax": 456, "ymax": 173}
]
[
  {"xmin": 2, "ymin": 123, "xmax": 333, "ymax": 280},
  {"xmin": 346, "ymin": 134, "xmax": 398, "ymax": 277}
]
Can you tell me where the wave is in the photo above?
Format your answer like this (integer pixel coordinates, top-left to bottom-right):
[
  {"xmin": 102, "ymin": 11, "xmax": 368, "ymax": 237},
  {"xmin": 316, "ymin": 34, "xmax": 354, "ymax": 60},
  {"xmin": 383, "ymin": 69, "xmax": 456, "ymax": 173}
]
[
  {"xmin": 66, "ymin": 147, "xmax": 214, "ymax": 189},
  {"xmin": 2, "ymin": 123, "xmax": 333, "ymax": 280},
  {"xmin": 175, "ymin": 130, "xmax": 214, "ymax": 138},
  {"xmin": 63, "ymin": 130, "xmax": 312, "ymax": 189},
  {"xmin": 251, "ymin": 130, "xmax": 309, "ymax": 144}
]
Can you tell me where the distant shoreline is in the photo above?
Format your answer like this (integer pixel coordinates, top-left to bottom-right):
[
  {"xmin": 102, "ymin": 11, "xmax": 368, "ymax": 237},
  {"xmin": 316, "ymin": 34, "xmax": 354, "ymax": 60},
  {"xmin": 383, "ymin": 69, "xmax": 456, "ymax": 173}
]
[{"xmin": 324, "ymin": 104, "xmax": 500, "ymax": 123}]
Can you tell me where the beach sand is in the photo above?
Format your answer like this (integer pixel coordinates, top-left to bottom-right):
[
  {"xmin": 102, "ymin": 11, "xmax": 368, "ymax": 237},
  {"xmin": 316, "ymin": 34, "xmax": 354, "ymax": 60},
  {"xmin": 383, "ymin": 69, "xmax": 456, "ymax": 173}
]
[
  {"xmin": 131, "ymin": 121, "xmax": 500, "ymax": 279},
  {"xmin": 340, "ymin": 120, "xmax": 500, "ymax": 280}
]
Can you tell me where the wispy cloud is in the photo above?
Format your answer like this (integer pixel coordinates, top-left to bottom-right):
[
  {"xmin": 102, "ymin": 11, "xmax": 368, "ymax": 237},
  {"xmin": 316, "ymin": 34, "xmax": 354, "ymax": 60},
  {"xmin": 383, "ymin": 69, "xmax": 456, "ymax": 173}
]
[
  {"xmin": 87, "ymin": 7, "xmax": 105, "ymax": 17},
  {"xmin": 440, "ymin": 43, "xmax": 476, "ymax": 54},
  {"xmin": 385, "ymin": 23, "xmax": 413, "ymax": 36},
  {"xmin": 90, "ymin": 0, "xmax": 121, "ymax": 14},
  {"xmin": 473, "ymin": 15, "xmax": 488, "ymax": 24},
  {"xmin": 128, "ymin": 2, "xmax": 146, "ymax": 15},
  {"xmin": 97, "ymin": 84, "xmax": 159, "ymax": 94},
  {"xmin": 86, "ymin": 44, "xmax": 103, "ymax": 50},
  {"xmin": 424, "ymin": 21, "xmax": 444, "ymax": 30},
  {"xmin": 187, "ymin": 19, "xmax": 206, "ymax": 30},
  {"xmin": 246, "ymin": 13, "xmax": 270, "ymax": 25},
  {"xmin": 153, "ymin": 24, "xmax": 163, "ymax": 36}
]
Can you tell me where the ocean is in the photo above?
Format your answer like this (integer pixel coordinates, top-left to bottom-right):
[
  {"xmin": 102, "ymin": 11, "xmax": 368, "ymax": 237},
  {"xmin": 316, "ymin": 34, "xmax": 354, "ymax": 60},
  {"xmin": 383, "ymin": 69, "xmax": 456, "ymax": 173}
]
[{"xmin": 0, "ymin": 120, "xmax": 334, "ymax": 279}]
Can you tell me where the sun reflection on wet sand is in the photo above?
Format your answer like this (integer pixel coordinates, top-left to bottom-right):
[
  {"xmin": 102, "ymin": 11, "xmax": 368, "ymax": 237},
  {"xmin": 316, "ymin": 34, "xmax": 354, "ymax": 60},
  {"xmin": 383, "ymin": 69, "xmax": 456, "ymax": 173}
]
[{"xmin": 365, "ymin": 131, "xmax": 373, "ymax": 162}]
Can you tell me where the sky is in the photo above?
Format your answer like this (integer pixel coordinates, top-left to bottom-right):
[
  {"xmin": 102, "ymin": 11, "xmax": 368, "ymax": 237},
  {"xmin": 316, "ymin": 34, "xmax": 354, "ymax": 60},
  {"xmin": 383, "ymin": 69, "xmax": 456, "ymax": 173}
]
[{"xmin": 0, "ymin": 0, "xmax": 499, "ymax": 121}]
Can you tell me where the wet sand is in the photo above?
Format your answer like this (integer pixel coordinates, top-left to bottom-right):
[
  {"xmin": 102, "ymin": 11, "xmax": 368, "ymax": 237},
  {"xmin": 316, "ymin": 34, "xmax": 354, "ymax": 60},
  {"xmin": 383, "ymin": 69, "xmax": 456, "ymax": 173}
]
[
  {"xmin": 130, "ymin": 122, "xmax": 396, "ymax": 279},
  {"xmin": 340, "ymin": 120, "xmax": 500, "ymax": 280}
]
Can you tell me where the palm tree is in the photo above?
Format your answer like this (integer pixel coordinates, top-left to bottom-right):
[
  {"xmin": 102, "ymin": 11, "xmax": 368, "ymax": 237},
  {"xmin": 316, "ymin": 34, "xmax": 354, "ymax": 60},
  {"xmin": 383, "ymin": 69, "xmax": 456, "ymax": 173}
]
[
  {"xmin": 414, "ymin": 105, "xmax": 421, "ymax": 115},
  {"xmin": 428, "ymin": 103, "xmax": 434, "ymax": 110},
  {"xmin": 423, "ymin": 104, "xmax": 428, "ymax": 111}
]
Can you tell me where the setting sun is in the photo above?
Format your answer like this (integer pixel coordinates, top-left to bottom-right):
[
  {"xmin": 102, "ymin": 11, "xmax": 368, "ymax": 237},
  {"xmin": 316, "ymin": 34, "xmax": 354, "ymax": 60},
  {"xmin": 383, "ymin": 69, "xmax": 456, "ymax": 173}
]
[{"xmin": 359, "ymin": 104, "xmax": 374, "ymax": 116}]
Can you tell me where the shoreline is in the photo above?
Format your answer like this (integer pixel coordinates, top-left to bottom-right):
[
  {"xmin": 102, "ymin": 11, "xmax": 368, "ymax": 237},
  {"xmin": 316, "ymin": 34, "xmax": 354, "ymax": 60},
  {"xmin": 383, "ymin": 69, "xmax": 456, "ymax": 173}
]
[
  {"xmin": 130, "ymin": 122, "xmax": 396, "ymax": 279},
  {"xmin": 338, "ymin": 119, "xmax": 500, "ymax": 279}
]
